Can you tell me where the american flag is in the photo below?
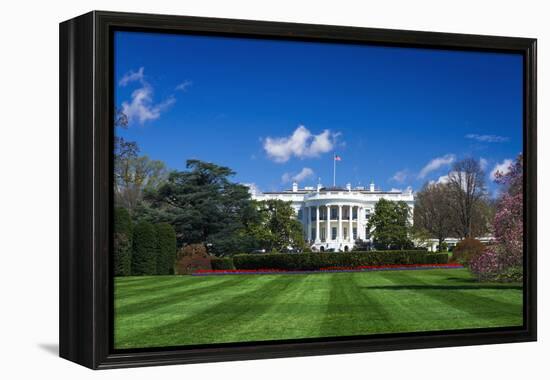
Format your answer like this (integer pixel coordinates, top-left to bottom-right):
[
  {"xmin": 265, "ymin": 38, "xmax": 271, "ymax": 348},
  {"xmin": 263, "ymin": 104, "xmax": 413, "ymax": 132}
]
[{"xmin": 334, "ymin": 154, "xmax": 342, "ymax": 161}]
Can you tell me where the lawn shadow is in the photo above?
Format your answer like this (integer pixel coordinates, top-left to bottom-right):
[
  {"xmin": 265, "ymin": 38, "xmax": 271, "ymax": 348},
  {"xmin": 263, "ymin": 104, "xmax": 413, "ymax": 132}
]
[
  {"xmin": 361, "ymin": 284, "xmax": 523, "ymax": 291},
  {"xmin": 444, "ymin": 277, "xmax": 479, "ymax": 283}
]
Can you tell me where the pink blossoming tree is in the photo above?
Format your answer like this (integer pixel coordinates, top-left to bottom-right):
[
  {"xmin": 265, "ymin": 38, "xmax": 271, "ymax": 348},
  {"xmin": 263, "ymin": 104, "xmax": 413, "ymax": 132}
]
[{"xmin": 470, "ymin": 154, "xmax": 523, "ymax": 281}]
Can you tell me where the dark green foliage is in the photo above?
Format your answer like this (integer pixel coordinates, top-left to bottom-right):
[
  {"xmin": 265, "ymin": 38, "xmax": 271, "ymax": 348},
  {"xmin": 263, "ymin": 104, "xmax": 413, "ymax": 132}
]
[
  {"xmin": 211, "ymin": 257, "xmax": 235, "ymax": 270},
  {"xmin": 155, "ymin": 223, "xmax": 177, "ymax": 275},
  {"xmin": 132, "ymin": 221, "xmax": 157, "ymax": 275},
  {"xmin": 114, "ymin": 207, "xmax": 133, "ymax": 276},
  {"xmin": 232, "ymin": 251, "xmax": 448, "ymax": 270},
  {"xmin": 146, "ymin": 160, "xmax": 259, "ymax": 256},
  {"xmin": 426, "ymin": 253, "xmax": 449, "ymax": 264},
  {"xmin": 244, "ymin": 199, "xmax": 306, "ymax": 253},
  {"xmin": 367, "ymin": 199, "xmax": 413, "ymax": 250}
]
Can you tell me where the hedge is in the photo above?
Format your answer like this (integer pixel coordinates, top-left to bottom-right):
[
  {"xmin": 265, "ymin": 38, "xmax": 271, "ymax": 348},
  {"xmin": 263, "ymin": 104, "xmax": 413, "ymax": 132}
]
[
  {"xmin": 114, "ymin": 207, "xmax": 133, "ymax": 276},
  {"xmin": 132, "ymin": 221, "xmax": 158, "ymax": 276},
  {"xmin": 211, "ymin": 257, "xmax": 236, "ymax": 270},
  {"xmin": 232, "ymin": 251, "xmax": 448, "ymax": 271},
  {"xmin": 155, "ymin": 223, "xmax": 177, "ymax": 275}
]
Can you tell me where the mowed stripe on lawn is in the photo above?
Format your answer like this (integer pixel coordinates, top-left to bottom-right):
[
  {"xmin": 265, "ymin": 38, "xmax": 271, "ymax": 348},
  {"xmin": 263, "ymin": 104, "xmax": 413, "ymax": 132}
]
[
  {"xmin": 115, "ymin": 275, "xmax": 304, "ymax": 348},
  {"xmin": 375, "ymin": 270, "xmax": 523, "ymax": 330},
  {"xmin": 114, "ymin": 269, "xmax": 523, "ymax": 349},
  {"xmin": 227, "ymin": 274, "xmax": 332, "ymax": 342}
]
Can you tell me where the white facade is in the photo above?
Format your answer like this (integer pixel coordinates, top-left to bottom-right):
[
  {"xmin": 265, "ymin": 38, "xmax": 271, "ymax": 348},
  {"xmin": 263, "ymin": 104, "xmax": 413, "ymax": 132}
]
[{"xmin": 251, "ymin": 182, "xmax": 414, "ymax": 252}]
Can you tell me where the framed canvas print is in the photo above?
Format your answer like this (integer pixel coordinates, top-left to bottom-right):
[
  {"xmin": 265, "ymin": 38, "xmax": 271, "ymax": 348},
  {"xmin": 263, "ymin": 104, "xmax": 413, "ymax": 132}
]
[{"xmin": 59, "ymin": 11, "xmax": 537, "ymax": 369}]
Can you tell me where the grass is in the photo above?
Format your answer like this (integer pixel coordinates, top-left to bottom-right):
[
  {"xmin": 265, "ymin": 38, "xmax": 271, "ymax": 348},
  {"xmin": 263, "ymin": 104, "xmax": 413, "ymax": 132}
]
[{"xmin": 114, "ymin": 269, "xmax": 523, "ymax": 349}]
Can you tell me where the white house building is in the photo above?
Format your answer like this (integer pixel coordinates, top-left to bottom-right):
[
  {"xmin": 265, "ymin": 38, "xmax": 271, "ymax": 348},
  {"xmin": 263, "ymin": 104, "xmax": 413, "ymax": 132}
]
[{"xmin": 250, "ymin": 182, "xmax": 415, "ymax": 252}]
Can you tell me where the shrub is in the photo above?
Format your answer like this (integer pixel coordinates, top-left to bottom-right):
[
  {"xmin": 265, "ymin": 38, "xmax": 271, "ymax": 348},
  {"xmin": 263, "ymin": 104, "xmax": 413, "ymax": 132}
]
[
  {"xmin": 470, "ymin": 246, "xmax": 523, "ymax": 282},
  {"xmin": 114, "ymin": 207, "xmax": 133, "ymax": 276},
  {"xmin": 131, "ymin": 221, "xmax": 157, "ymax": 276},
  {"xmin": 439, "ymin": 242, "xmax": 448, "ymax": 252},
  {"xmin": 452, "ymin": 238, "xmax": 485, "ymax": 266},
  {"xmin": 493, "ymin": 266, "xmax": 523, "ymax": 283},
  {"xmin": 155, "ymin": 223, "xmax": 177, "ymax": 275},
  {"xmin": 175, "ymin": 243, "xmax": 212, "ymax": 274},
  {"xmin": 211, "ymin": 257, "xmax": 235, "ymax": 270},
  {"xmin": 232, "ymin": 251, "xmax": 448, "ymax": 270},
  {"xmin": 426, "ymin": 253, "xmax": 449, "ymax": 264}
]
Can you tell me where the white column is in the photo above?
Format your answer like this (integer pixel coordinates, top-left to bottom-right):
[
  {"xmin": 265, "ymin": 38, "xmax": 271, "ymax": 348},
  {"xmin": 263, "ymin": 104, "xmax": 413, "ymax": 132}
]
[
  {"xmin": 315, "ymin": 206, "xmax": 320, "ymax": 243},
  {"xmin": 358, "ymin": 206, "xmax": 364, "ymax": 240},
  {"xmin": 338, "ymin": 204, "xmax": 343, "ymax": 242},
  {"xmin": 307, "ymin": 207, "xmax": 312, "ymax": 242},
  {"xmin": 348, "ymin": 205, "xmax": 359, "ymax": 242},
  {"xmin": 326, "ymin": 205, "xmax": 331, "ymax": 242},
  {"xmin": 303, "ymin": 207, "xmax": 307, "ymax": 240}
]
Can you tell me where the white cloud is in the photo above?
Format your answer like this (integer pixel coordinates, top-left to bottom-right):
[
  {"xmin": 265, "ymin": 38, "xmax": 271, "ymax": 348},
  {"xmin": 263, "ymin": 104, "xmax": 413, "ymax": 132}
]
[
  {"xmin": 479, "ymin": 157, "xmax": 489, "ymax": 171},
  {"xmin": 121, "ymin": 85, "xmax": 175, "ymax": 125},
  {"xmin": 391, "ymin": 170, "xmax": 408, "ymax": 183},
  {"xmin": 490, "ymin": 159, "xmax": 513, "ymax": 181},
  {"xmin": 118, "ymin": 68, "xmax": 175, "ymax": 125},
  {"xmin": 465, "ymin": 134, "xmax": 509, "ymax": 143},
  {"xmin": 429, "ymin": 172, "xmax": 461, "ymax": 186},
  {"xmin": 176, "ymin": 80, "xmax": 193, "ymax": 91},
  {"xmin": 119, "ymin": 67, "xmax": 144, "ymax": 87},
  {"xmin": 435, "ymin": 173, "xmax": 452, "ymax": 184},
  {"xmin": 282, "ymin": 167, "xmax": 315, "ymax": 183},
  {"xmin": 263, "ymin": 125, "xmax": 338, "ymax": 163},
  {"xmin": 418, "ymin": 154, "xmax": 456, "ymax": 179}
]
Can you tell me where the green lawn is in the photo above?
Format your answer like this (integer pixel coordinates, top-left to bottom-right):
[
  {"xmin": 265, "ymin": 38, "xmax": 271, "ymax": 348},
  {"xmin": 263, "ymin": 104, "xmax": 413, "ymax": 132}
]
[{"xmin": 114, "ymin": 269, "xmax": 523, "ymax": 349}]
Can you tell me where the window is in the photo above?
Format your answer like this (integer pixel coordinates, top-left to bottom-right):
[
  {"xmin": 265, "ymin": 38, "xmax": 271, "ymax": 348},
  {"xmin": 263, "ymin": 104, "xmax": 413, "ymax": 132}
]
[
  {"xmin": 330, "ymin": 207, "xmax": 338, "ymax": 219},
  {"xmin": 344, "ymin": 227, "xmax": 348, "ymax": 239},
  {"xmin": 320, "ymin": 229, "xmax": 326, "ymax": 241},
  {"xmin": 332, "ymin": 227, "xmax": 337, "ymax": 240},
  {"xmin": 297, "ymin": 209, "xmax": 303, "ymax": 219},
  {"xmin": 353, "ymin": 228, "xmax": 357, "ymax": 240}
]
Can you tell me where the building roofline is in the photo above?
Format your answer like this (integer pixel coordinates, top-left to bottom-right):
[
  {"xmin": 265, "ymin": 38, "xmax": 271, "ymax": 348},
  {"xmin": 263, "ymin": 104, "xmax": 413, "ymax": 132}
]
[{"xmin": 259, "ymin": 190, "xmax": 410, "ymax": 195}]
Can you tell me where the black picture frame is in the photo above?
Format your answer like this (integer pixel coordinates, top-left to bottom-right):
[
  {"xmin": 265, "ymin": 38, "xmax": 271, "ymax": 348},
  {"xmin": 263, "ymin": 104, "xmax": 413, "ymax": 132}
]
[{"xmin": 59, "ymin": 10, "xmax": 537, "ymax": 369}]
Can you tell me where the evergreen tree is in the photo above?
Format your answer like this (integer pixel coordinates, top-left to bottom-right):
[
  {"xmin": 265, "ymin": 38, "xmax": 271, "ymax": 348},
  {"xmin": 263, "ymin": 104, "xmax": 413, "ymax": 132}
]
[
  {"xmin": 132, "ymin": 221, "xmax": 157, "ymax": 275},
  {"xmin": 155, "ymin": 223, "xmax": 177, "ymax": 275},
  {"xmin": 146, "ymin": 160, "xmax": 259, "ymax": 256},
  {"xmin": 114, "ymin": 207, "xmax": 133, "ymax": 276},
  {"xmin": 367, "ymin": 199, "xmax": 412, "ymax": 250}
]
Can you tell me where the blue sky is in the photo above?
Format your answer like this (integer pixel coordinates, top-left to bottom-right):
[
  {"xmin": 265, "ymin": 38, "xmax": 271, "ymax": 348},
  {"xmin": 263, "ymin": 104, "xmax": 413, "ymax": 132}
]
[{"xmin": 114, "ymin": 31, "xmax": 523, "ymax": 196}]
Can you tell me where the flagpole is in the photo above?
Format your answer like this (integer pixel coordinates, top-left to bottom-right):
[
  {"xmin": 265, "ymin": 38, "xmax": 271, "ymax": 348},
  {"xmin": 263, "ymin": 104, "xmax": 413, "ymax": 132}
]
[{"xmin": 333, "ymin": 154, "xmax": 336, "ymax": 186}]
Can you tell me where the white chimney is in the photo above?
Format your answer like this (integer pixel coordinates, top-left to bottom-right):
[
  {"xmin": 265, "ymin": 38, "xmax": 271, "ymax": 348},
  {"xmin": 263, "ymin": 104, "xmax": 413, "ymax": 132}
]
[
  {"xmin": 317, "ymin": 183, "xmax": 322, "ymax": 192},
  {"xmin": 292, "ymin": 182, "xmax": 298, "ymax": 192},
  {"xmin": 346, "ymin": 183, "xmax": 351, "ymax": 191},
  {"xmin": 370, "ymin": 182, "xmax": 375, "ymax": 192}
]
